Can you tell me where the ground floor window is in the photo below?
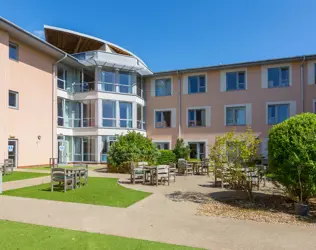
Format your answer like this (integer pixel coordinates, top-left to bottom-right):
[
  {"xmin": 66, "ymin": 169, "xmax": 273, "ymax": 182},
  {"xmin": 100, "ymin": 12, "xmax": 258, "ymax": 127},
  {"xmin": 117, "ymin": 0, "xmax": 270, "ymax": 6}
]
[
  {"xmin": 101, "ymin": 136, "xmax": 117, "ymax": 162},
  {"xmin": 188, "ymin": 142, "xmax": 205, "ymax": 160},
  {"xmin": 154, "ymin": 142, "xmax": 170, "ymax": 150}
]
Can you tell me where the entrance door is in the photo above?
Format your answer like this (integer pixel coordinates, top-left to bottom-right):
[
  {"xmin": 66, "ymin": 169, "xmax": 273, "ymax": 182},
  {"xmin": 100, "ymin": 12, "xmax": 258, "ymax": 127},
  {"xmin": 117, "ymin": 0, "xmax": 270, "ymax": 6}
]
[
  {"xmin": 188, "ymin": 142, "xmax": 205, "ymax": 160},
  {"xmin": 8, "ymin": 139, "xmax": 18, "ymax": 168},
  {"xmin": 58, "ymin": 140, "xmax": 68, "ymax": 164}
]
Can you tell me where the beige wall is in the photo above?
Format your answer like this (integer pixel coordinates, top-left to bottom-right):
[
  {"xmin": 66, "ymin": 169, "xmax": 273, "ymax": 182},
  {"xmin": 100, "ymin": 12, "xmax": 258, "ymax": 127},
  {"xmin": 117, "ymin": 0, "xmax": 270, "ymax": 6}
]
[
  {"xmin": 146, "ymin": 61, "xmax": 315, "ymax": 155},
  {"xmin": 0, "ymin": 29, "xmax": 56, "ymax": 166}
]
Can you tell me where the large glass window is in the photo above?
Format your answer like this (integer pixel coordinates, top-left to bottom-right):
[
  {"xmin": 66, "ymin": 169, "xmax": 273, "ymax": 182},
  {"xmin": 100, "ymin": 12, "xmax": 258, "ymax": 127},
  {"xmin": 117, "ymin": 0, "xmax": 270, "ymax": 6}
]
[
  {"xmin": 155, "ymin": 78, "xmax": 171, "ymax": 96},
  {"xmin": 82, "ymin": 100, "xmax": 95, "ymax": 127},
  {"xmin": 189, "ymin": 142, "xmax": 205, "ymax": 160},
  {"xmin": 102, "ymin": 100, "xmax": 116, "ymax": 127},
  {"xmin": 268, "ymin": 67, "xmax": 289, "ymax": 88},
  {"xmin": 57, "ymin": 66, "xmax": 67, "ymax": 90},
  {"xmin": 73, "ymin": 137, "xmax": 82, "ymax": 161},
  {"xmin": 73, "ymin": 102, "xmax": 81, "ymax": 127},
  {"xmin": 226, "ymin": 106, "xmax": 246, "ymax": 126},
  {"xmin": 73, "ymin": 137, "xmax": 96, "ymax": 162},
  {"xmin": 101, "ymin": 136, "xmax": 117, "ymax": 162},
  {"xmin": 188, "ymin": 109, "xmax": 206, "ymax": 127},
  {"xmin": 268, "ymin": 104, "xmax": 289, "ymax": 125},
  {"xmin": 119, "ymin": 72, "xmax": 132, "ymax": 93},
  {"xmin": 226, "ymin": 72, "xmax": 245, "ymax": 91},
  {"xmin": 9, "ymin": 42, "xmax": 18, "ymax": 61},
  {"xmin": 119, "ymin": 102, "xmax": 132, "ymax": 128},
  {"xmin": 188, "ymin": 75, "xmax": 206, "ymax": 94},
  {"xmin": 155, "ymin": 111, "xmax": 171, "ymax": 128},
  {"xmin": 101, "ymin": 70, "xmax": 115, "ymax": 92},
  {"xmin": 57, "ymin": 98, "xmax": 64, "ymax": 126}
]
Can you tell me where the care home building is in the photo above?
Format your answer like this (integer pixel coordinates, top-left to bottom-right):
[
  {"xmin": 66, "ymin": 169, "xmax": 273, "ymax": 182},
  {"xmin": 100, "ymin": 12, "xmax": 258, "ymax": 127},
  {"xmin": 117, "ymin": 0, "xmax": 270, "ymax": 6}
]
[{"xmin": 1, "ymin": 16, "xmax": 316, "ymax": 167}]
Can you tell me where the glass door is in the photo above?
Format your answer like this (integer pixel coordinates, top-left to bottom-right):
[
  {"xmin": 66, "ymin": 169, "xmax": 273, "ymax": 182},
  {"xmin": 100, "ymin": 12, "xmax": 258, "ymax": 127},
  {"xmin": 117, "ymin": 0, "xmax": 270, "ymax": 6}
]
[
  {"xmin": 8, "ymin": 139, "xmax": 18, "ymax": 168},
  {"xmin": 58, "ymin": 140, "xmax": 69, "ymax": 164}
]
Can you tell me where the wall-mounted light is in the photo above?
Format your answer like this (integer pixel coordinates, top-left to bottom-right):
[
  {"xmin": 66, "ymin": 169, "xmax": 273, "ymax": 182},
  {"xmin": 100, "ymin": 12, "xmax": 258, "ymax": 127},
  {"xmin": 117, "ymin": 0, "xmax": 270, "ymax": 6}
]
[{"xmin": 38, "ymin": 135, "xmax": 41, "ymax": 140}]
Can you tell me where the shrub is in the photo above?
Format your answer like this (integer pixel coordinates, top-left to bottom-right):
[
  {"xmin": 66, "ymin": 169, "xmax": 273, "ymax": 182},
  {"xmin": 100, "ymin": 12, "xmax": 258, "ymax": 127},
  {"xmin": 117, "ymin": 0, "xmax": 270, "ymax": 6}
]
[
  {"xmin": 108, "ymin": 131, "xmax": 159, "ymax": 172},
  {"xmin": 268, "ymin": 113, "xmax": 316, "ymax": 203},
  {"xmin": 173, "ymin": 138, "xmax": 190, "ymax": 160},
  {"xmin": 156, "ymin": 150, "xmax": 176, "ymax": 165}
]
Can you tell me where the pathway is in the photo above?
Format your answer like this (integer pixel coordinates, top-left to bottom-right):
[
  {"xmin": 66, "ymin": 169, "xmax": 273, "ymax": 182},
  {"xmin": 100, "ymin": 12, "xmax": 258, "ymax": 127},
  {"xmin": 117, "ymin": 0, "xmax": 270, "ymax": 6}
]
[{"xmin": 0, "ymin": 170, "xmax": 315, "ymax": 249}]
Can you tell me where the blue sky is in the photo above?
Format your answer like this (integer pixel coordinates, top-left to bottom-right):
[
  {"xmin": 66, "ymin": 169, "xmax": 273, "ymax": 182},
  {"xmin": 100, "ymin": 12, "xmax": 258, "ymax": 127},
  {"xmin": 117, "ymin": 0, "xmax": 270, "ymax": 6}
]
[{"xmin": 1, "ymin": 0, "xmax": 315, "ymax": 72}]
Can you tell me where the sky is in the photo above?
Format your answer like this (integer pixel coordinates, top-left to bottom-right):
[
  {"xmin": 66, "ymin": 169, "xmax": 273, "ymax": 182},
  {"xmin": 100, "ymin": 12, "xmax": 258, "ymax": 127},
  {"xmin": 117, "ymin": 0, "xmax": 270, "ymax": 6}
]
[{"xmin": 1, "ymin": 0, "xmax": 316, "ymax": 72}]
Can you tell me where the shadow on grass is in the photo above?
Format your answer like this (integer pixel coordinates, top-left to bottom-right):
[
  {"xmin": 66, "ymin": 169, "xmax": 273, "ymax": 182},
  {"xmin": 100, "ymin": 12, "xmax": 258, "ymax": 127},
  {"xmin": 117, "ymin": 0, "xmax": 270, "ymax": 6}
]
[{"xmin": 166, "ymin": 190, "xmax": 316, "ymax": 223}]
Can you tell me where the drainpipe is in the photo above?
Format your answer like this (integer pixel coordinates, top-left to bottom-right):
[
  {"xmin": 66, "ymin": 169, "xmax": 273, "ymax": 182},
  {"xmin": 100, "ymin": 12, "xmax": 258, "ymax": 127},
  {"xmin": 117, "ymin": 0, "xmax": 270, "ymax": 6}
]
[
  {"xmin": 300, "ymin": 56, "xmax": 306, "ymax": 113},
  {"xmin": 52, "ymin": 54, "xmax": 68, "ymax": 159},
  {"xmin": 177, "ymin": 71, "xmax": 182, "ymax": 138}
]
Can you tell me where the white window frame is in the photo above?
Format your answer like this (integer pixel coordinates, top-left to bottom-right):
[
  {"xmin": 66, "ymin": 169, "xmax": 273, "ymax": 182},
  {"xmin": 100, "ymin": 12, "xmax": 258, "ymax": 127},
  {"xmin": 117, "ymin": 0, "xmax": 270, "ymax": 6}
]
[
  {"xmin": 102, "ymin": 100, "xmax": 117, "ymax": 128},
  {"xmin": 57, "ymin": 66, "xmax": 68, "ymax": 90},
  {"xmin": 220, "ymin": 68, "xmax": 247, "ymax": 92},
  {"xmin": 9, "ymin": 42, "xmax": 19, "ymax": 61},
  {"xmin": 182, "ymin": 73, "xmax": 207, "ymax": 94},
  {"xmin": 153, "ymin": 140, "xmax": 171, "ymax": 150},
  {"xmin": 265, "ymin": 101, "xmax": 296, "ymax": 125},
  {"xmin": 154, "ymin": 78, "xmax": 172, "ymax": 97},
  {"xmin": 224, "ymin": 104, "xmax": 252, "ymax": 126},
  {"xmin": 150, "ymin": 76, "xmax": 173, "ymax": 97},
  {"xmin": 307, "ymin": 61, "xmax": 316, "ymax": 85},
  {"xmin": 8, "ymin": 90, "xmax": 19, "ymax": 109},
  {"xmin": 184, "ymin": 140, "xmax": 208, "ymax": 160},
  {"xmin": 261, "ymin": 63, "xmax": 292, "ymax": 88}
]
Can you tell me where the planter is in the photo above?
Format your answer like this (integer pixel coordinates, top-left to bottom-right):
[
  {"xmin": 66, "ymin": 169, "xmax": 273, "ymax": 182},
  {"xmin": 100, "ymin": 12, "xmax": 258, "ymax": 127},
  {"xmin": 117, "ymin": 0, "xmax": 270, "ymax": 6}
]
[{"xmin": 294, "ymin": 203, "xmax": 309, "ymax": 216}]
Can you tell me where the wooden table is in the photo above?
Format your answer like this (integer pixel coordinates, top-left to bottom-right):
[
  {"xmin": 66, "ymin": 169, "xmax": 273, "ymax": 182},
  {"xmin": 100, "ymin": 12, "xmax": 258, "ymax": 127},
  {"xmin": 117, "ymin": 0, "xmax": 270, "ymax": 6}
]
[
  {"xmin": 64, "ymin": 166, "xmax": 88, "ymax": 188},
  {"xmin": 143, "ymin": 166, "xmax": 158, "ymax": 186},
  {"xmin": 188, "ymin": 161, "xmax": 202, "ymax": 175}
]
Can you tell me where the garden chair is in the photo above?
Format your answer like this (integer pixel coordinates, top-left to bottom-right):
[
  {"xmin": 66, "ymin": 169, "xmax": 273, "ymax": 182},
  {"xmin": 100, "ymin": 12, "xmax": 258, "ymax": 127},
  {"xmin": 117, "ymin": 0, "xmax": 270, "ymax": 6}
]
[
  {"xmin": 152, "ymin": 165, "xmax": 170, "ymax": 185},
  {"xmin": 3, "ymin": 159, "xmax": 14, "ymax": 175},
  {"xmin": 177, "ymin": 159, "xmax": 193, "ymax": 176},
  {"xmin": 51, "ymin": 168, "xmax": 74, "ymax": 192},
  {"xmin": 169, "ymin": 163, "xmax": 176, "ymax": 183},
  {"xmin": 130, "ymin": 162, "xmax": 145, "ymax": 184}
]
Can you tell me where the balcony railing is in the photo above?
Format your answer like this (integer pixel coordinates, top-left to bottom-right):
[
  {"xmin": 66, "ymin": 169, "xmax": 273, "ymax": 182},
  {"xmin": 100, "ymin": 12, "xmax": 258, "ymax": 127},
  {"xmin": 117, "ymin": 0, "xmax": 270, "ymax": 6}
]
[{"xmin": 137, "ymin": 120, "xmax": 146, "ymax": 130}]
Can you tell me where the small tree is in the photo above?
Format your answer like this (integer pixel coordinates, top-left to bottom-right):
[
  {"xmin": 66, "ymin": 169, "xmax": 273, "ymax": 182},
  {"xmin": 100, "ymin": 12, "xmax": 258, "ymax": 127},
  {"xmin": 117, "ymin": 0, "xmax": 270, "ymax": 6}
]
[
  {"xmin": 108, "ymin": 131, "xmax": 159, "ymax": 172},
  {"xmin": 173, "ymin": 138, "xmax": 190, "ymax": 160},
  {"xmin": 209, "ymin": 127, "xmax": 260, "ymax": 200},
  {"xmin": 268, "ymin": 113, "xmax": 316, "ymax": 203}
]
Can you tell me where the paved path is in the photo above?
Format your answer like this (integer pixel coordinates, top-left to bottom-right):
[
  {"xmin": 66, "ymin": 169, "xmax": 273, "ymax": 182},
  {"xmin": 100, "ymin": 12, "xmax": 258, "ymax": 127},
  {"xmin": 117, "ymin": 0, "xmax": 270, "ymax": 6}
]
[{"xmin": 1, "ymin": 171, "xmax": 316, "ymax": 249}]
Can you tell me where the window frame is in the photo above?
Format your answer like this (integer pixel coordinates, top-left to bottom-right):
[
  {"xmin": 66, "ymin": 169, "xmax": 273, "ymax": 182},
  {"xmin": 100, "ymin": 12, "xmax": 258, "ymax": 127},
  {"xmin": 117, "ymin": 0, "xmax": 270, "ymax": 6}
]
[
  {"xmin": 267, "ymin": 103, "xmax": 290, "ymax": 125},
  {"xmin": 155, "ymin": 110, "xmax": 172, "ymax": 128},
  {"xmin": 188, "ymin": 108, "xmax": 206, "ymax": 127},
  {"xmin": 225, "ymin": 106, "xmax": 246, "ymax": 126},
  {"xmin": 155, "ymin": 78, "xmax": 172, "ymax": 97},
  {"xmin": 226, "ymin": 71, "xmax": 246, "ymax": 91},
  {"xmin": 102, "ymin": 100, "xmax": 117, "ymax": 128},
  {"xmin": 9, "ymin": 42, "xmax": 19, "ymax": 61},
  {"xmin": 8, "ymin": 90, "xmax": 19, "ymax": 109},
  {"xmin": 267, "ymin": 66, "xmax": 290, "ymax": 88},
  {"xmin": 188, "ymin": 75, "xmax": 206, "ymax": 94},
  {"xmin": 154, "ymin": 142, "xmax": 170, "ymax": 150}
]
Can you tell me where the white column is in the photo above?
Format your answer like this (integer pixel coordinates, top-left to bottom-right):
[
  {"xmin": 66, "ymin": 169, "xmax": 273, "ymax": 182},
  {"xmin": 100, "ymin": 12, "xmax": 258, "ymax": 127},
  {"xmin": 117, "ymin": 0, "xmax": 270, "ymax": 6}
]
[
  {"xmin": 132, "ymin": 102, "xmax": 137, "ymax": 129},
  {"xmin": 95, "ymin": 135, "xmax": 102, "ymax": 163},
  {"xmin": 97, "ymin": 99, "xmax": 102, "ymax": 128},
  {"xmin": 115, "ymin": 69, "xmax": 120, "ymax": 93},
  {"xmin": 116, "ymin": 100, "xmax": 120, "ymax": 127},
  {"xmin": 95, "ymin": 66, "xmax": 101, "ymax": 91}
]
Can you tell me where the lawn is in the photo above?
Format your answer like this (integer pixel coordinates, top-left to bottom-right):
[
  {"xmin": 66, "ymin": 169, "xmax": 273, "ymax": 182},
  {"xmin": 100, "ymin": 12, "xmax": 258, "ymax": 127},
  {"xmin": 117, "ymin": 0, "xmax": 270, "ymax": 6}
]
[
  {"xmin": 3, "ymin": 177, "xmax": 150, "ymax": 207},
  {"xmin": 0, "ymin": 220, "xmax": 201, "ymax": 250},
  {"xmin": 27, "ymin": 165, "xmax": 105, "ymax": 171},
  {"xmin": 2, "ymin": 172, "xmax": 48, "ymax": 182}
]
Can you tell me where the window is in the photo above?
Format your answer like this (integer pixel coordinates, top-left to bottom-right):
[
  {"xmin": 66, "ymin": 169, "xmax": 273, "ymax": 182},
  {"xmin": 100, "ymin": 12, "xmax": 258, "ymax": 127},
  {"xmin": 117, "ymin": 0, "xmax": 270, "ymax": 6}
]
[
  {"xmin": 82, "ymin": 100, "xmax": 96, "ymax": 127},
  {"xmin": 57, "ymin": 66, "xmax": 67, "ymax": 90},
  {"xmin": 73, "ymin": 102, "xmax": 82, "ymax": 127},
  {"xmin": 154, "ymin": 142, "xmax": 170, "ymax": 150},
  {"xmin": 226, "ymin": 71, "xmax": 245, "ymax": 91},
  {"xmin": 188, "ymin": 142, "xmax": 205, "ymax": 160},
  {"xmin": 137, "ymin": 104, "xmax": 145, "ymax": 130},
  {"xmin": 188, "ymin": 109, "xmax": 206, "ymax": 127},
  {"xmin": 268, "ymin": 104, "xmax": 289, "ymax": 125},
  {"xmin": 101, "ymin": 136, "xmax": 117, "ymax": 162},
  {"xmin": 226, "ymin": 106, "xmax": 246, "ymax": 125},
  {"xmin": 8, "ymin": 90, "xmax": 18, "ymax": 109},
  {"xmin": 155, "ymin": 111, "xmax": 171, "ymax": 128},
  {"xmin": 9, "ymin": 42, "xmax": 18, "ymax": 61},
  {"xmin": 119, "ymin": 102, "xmax": 132, "ymax": 128},
  {"xmin": 268, "ymin": 67, "xmax": 289, "ymax": 88},
  {"xmin": 57, "ymin": 98, "xmax": 64, "ymax": 126},
  {"xmin": 101, "ymin": 70, "xmax": 115, "ymax": 92},
  {"xmin": 188, "ymin": 75, "xmax": 206, "ymax": 94},
  {"xmin": 102, "ymin": 100, "xmax": 116, "ymax": 127},
  {"xmin": 119, "ymin": 72, "xmax": 132, "ymax": 94},
  {"xmin": 155, "ymin": 78, "xmax": 171, "ymax": 96}
]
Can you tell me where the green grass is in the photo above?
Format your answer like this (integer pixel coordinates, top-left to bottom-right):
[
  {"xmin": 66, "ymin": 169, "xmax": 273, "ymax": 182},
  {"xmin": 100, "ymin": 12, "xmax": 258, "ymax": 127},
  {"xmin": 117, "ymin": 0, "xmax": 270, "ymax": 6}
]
[
  {"xmin": 0, "ymin": 220, "xmax": 201, "ymax": 250},
  {"xmin": 2, "ymin": 172, "xmax": 48, "ymax": 182},
  {"xmin": 27, "ymin": 165, "xmax": 105, "ymax": 171},
  {"xmin": 3, "ymin": 177, "xmax": 150, "ymax": 207}
]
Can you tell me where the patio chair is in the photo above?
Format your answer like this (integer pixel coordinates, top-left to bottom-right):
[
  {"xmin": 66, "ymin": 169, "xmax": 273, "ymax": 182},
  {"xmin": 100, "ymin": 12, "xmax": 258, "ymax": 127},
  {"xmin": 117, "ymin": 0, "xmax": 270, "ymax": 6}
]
[
  {"xmin": 51, "ymin": 168, "xmax": 74, "ymax": 192},
  {"xmin": 152, "ymin": 165, "xmax": 170, "ymax": 185},
  {"xmin": 3, "ymin": 159, "xmax": 14, "ymax": 175},
  {"xmin": 169, "ymin": 163, "xmax": 176, "ymax": 183},
  {"xmin": 130, "ymin": 162, "xmax": 145, "ymax": 184},
  {"xmin": 177, "ymin": 159, "xmax": 193, "ymax": 176}
]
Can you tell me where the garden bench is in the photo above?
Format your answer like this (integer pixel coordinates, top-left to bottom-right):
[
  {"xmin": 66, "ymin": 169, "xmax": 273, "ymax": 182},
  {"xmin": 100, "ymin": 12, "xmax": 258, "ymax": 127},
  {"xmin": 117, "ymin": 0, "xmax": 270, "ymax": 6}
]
[{"xmin": 51, "ymin": 168, "xmax": 74, "ymax": 192}]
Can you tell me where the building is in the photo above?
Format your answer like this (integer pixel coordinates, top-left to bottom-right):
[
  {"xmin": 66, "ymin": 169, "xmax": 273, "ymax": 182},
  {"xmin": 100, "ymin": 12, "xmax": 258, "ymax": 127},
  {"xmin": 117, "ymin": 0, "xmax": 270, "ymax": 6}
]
[{"xmin": 1, "ymin": 16, "xmax": 316, "ymax": 167}]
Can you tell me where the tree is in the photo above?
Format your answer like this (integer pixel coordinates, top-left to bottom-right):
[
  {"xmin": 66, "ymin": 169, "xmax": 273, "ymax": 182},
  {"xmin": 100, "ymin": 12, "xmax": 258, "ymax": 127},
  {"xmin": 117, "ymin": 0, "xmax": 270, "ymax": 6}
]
[
  {"xmin": 268, "ymin": 113, "xmax": 316, "ymax": 203},
  {"xmin": 173, "ymin": 138, "xmax": 190, "ymax": 160},
  {"xmin": 108, "ymin": 131, "xmax": 159, "ymax": 172},
  {"xmin": 209, "ymin": 127, "xmax": 260, "ymax": 200}
]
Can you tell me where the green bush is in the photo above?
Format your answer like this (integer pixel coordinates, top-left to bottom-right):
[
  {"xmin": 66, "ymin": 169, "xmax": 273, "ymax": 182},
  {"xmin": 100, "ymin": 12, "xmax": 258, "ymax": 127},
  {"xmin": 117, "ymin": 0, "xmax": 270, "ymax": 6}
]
[
  {"xmin": 268, "ymin": 113, "xmax": 316, "ymax": 203},
  {"xmin": 173, "ymin": 138, "xmax": 190, "ymax": 160},
  {"xmin": 108, "ymin": 131, "xmax": 159, "ymax": 172},
  {"xmin": 157, "ymin": 150, "xmax": 176, "ymax": 165}
]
